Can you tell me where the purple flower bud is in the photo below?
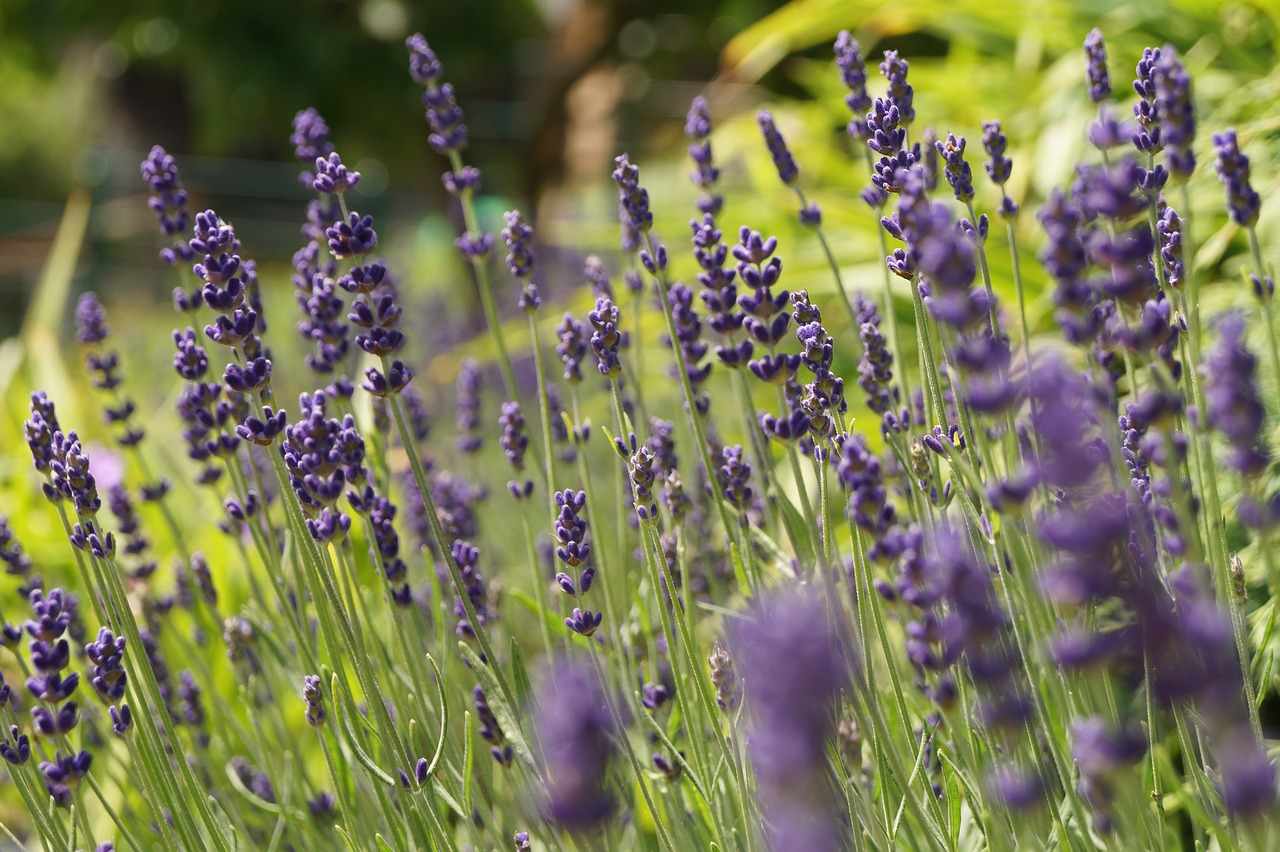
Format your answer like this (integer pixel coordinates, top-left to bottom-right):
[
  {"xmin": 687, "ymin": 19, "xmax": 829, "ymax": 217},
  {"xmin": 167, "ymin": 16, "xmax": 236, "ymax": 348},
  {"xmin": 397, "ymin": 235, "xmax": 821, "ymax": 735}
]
[
  {"xmin": 685, "ymin": 97, "xmax": 723, "ymax": 213},
  {"xmin": 757, "ymin": 110, "xmax": 799, "ymax": 186},
  {"xmin": 1153, "ymin": 47, "xmax": 1196, "ymax": 180},
  {"xmin": 291, "ymin": 108, "xmax": 335, "ymax": 186},
  {"xmin": 327, "ymin": 212, "xmax": 378, "ymax": 259},
  {"xmin": 502, "ymin": 209, "xmax": 535, "ymax": 281},
  {"xmin": 455, "ymin": 230, "xmax": 493, "ymax": 260},
  {"xmin": 312, "ymin": 151, "xmax": 361, "ymax": 195},
  {"xmin": 1202, "ymin": 313, "xmax": 1268, "ymax": 479},
  {"xmin": 880, "ymin": 50, "xmax": 915, "ymax": 125},
  {"xmin": 613, "ymin": 154, "xmax": 654, "ymax": 237},
  {"xmin": 564, "ymin": 607, "xmax": 603, "ymax": 637},
  {"xmin": 835, "ymin": 32, "xmax": 873, "ymax": 140},
  {"xmin": 498, "ymin": 401, "xmax": 529, "ymax": 474},
  {"xmin": 140, "ymin": 145, "xmax": 194, "ymax": 262},
  {"xmin": 716, "ymin": 445, "xmax": 753, "ymax": 512},
  {"xmin": 1084, "ymin": 29, "xmax": 1111, "ymax": 102},
  {"xmin": 303, "ymin": 675, "xmax": 325, "ymax": 728},
  {"xmin": 936, "ymin": 133, "xmax": 974, "ymax": 203},
  {"xmin": 555, "ymin": 314, "xmax": 588, "ymax": 384},
  {"xmin": 405, "ymin": 34, "xmax": 442, "ymax": 86},
  {"xmin": 981, "ymin": 121, "xmax": 1013, "ymax": 186},
  {"xmin": 455, "ymin": 359, "xmax": 484, "ymax": 453},
  {"xmin": 1213, "ymin": 129, "xmax": 1261, "ymax": 229},
  {"xmin": 856, "ymin": 292, "xmax": 896, "ymax": 414},
  {"xmin": 588, "ymin": 298, "xmax": 624, "ymax": 379}
]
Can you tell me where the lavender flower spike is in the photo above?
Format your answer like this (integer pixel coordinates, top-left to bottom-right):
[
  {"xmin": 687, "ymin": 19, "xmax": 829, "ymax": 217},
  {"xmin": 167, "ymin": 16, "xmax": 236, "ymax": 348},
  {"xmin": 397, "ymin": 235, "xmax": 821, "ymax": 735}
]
[
  {"xmin": 981, "ymin": 121, "xmax": 1018, "ymax": 218},
  {"xmin": 685, "ymin": 96, "xmax": 722, "ymax": 215},
  {"xmin": 1084, "ymin": 29, "xmax": 1111, "ymax": 102},
  {"xmin": 502, "ymin": 209, "xmax": 541, "ymax": 312},
  {"xmin": 1213, "ymin": 129, "xmax": 1261, "ymax": 229},
  {"xmin": 835, "ymin": 32, "xmax": 873, "ymax": 141},
  {"xmin": 733, "ymin": 590, "xmax": 853, "ymax": 852},
  {"xmin": 406, "ymin": 34, "xmax": 469, "ymax": 155},
  {"xmin": 532, "ymin": 661, "xmax": 617, "ymax": 829},
  {"xmin": 936, "ymin": 133, "xmax": 974, "ymax": 204},
  {"xmin": 1202, "ymin": 313, "xmax": 1268, "ymax": 478},
  {"xmin": 756, "ymin": 110, "xmax": 799, "ymax": 186},
  {"xmin": 291, "ymin": 107, "xmax": 334, "ymax": 187},
  {"xmin": 880, "ymin": 50, "xmax": 915, "ymax": 125},
  {"xmin": 612, "ymin": 154, "xmax": 654, "ymax": 236},
  {"xmin": 1154, "ymin": 47, "xmax": 1195, "ymax": 179},
  {"xmin": 139, "ymin": 145, "xmax": 195, "ymax": 267},
  {"xmin": 312, "ymin": 151, "xmax": 361, "ymax": 195}
]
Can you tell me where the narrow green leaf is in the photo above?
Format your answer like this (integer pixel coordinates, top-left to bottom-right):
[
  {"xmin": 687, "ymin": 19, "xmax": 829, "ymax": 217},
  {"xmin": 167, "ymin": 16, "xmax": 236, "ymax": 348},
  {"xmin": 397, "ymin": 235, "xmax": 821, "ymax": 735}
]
[
  {"xmin": 331, "ymin": 674, "xmax": 397, "ymax": 787},
  {"xmin": 225, "ymin": 761, "xmax": 295, "ymax": 816},
  {"xmin": 775, "ymin": 485, "xmax": 817, "ymax": 568},
  {"xmin": 209, "ymin": 795, "xmax": 241, "ymax": 851},
  {"xmin": 509, "ymin": 589, "xmax": 569, "ymax": 643},
  {"xmin": 422, "ymin": 654, "xmax": 449, "ymax": 782},
  {"xmin": 728, "ymin": 540, "xmax": 752, "ymax": 599},
  {"xmin": 432, "ymin": 782, "xmax": 468, "ymax": 821},
  {"xmin": 461, "ymin": 710, "xmax": 474, "ymax": 818},
  {"xmin": 458, "ymin": 642, "xmax": 535, "ymax": 770},
  {"xmin": 748, "ymin": 524, "xmax": 798, "ymax": 578},
  {"xmin": 333, "ymin": 825, "xmax": 359, "ymax": 852},
  {"xmin": 509, "ymin": 636, "xmax": 534, "ymax": 707}
]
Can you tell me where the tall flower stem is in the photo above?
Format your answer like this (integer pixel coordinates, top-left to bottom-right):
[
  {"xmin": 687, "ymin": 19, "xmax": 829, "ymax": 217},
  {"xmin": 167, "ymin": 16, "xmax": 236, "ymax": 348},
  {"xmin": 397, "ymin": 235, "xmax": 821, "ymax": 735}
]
[
  {"xmin": 354, "ymin": 516, "xmax": 438, "ymax": 713},
  {"xmin": 964, "ymin": 201, "xmax": 1002, "ymax": 337},
  {"xmin": 911, "ymin": 275, "xmax": 949, "ymax": 430},
  {"xmin": 795, "ymin": 186, "xmax": 859, "ymax": 341},
  {"xmin": 732, "ymin": 366, "xmax": 782, "ymax": 537},
  {"xmin": 584, "ymin": 644, "xmax": 678, "ymax": 852},
  {"xmin": 639, "ymin": 521, "xmax": 747, "ymax": 834},
  {"xmin": 771, "ymin": 383, "xmax": 824, "ymax": 570},
  {"xmin": 518, "ymin": 501, "xmax": 556, "ymax": 658},
  {"xmin": 527, "ymin": 312, "xmax": 559, "ymax": 518},
  {"xmin": 640, "ymin": 233, "xmax": 745, "ymax": 578},
  {"xmin": 568, "ymin": 384, "xmax": 629, "ymax": 677},
  {"xmin": 264, "ymin": 446, "xmax": 410, "ymax": 769},
  {"xmin": 629, "ymin": 284, "xmax": 648, "ymax": 415},
  {"xmin": 1246, "ymin": 227, "xmax": 1280, "ymax": 392},
  {"xmin": 1175, "ymin": 185, "xmax": 1233, "ymax": 601},
  {"xmin": 867, "ymin": 149, "xmax": 912, "ymax": 406},
  {"xmin": 92, "ymin": 548, "xmax": 230, "ymax": 851},
  {"xmin": 42, "ymin": 495, "xmax": 190, "ymax": 848},
  {"xmin": 381, "ymin": 358, "xmax": 523, "ymax": 730},
  {"xmin": 449, "ymin": 150, "xmax": 518, "ymax": 400}
]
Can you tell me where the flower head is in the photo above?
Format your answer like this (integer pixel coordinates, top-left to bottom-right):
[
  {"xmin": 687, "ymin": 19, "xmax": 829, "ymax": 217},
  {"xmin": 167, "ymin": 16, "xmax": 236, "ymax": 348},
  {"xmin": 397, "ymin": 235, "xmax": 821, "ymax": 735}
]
[
  {"xmin": 532, "ymin": 661, "xmax": 617, "ymax": 829},
  {"xmin": 1213, "ymin": 129, "xmax": 1261, "ymax": 229},
  {"xmin": 835, "ymin": 32, "xmax": 873, "ymax": 140},
  {"xmin": 733, "ymin": 590, "xmax": 852, "ymax": 852},
  {"xmin": 1153, "ymin": 47, "xmax": 1195, "ymax": 179},
  {"xmin": 757, "ymin": 110, "xmax": 798, "ymax": 186},
  {"xmin": 1084, "ymin": 29, "xmax": 1111, "ymax": 102},
  {"xmin": 1203, "ymin": 313, "xmax": 1268, "ymax": 478}
]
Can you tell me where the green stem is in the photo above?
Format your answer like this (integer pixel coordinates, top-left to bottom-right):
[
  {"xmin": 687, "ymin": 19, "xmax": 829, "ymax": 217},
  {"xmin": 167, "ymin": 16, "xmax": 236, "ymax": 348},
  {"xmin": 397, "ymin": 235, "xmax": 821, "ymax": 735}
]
[
  {"xmin": 795, "ymin": 187, "xmax": 858, "ymax": 340},
  {"xmin": 866, "ymin": 149, "xmax": 912, "ymax": 408},
  {"xmin": 528, "ymin": 312, "xmax": 559, "ymax": 518},
  {"xmin": 448, "ymin": 149, "xmax": 519, "ymax": 400},
  {"xmin": 639, "ymin": 232, "xmax": 746, "ymax": 577},
  {"xmin": 382, "ymin": 371, "xmax": 523, "ymax": 735}
]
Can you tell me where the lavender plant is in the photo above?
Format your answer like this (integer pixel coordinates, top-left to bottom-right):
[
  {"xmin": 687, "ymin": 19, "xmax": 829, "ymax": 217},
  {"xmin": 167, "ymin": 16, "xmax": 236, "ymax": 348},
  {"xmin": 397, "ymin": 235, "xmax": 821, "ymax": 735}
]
[{"xmin": 1, "ymin": 24, "xmax": 1278, "ymax": 852}]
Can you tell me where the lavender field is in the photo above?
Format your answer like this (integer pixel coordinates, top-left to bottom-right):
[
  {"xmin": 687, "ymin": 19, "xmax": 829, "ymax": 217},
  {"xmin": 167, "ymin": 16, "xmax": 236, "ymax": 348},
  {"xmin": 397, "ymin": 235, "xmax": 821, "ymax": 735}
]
[{"xmin": 0, "ymin": 4, "xmax": 1279, "ymax": 849}]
